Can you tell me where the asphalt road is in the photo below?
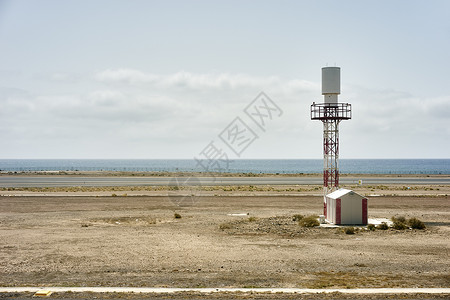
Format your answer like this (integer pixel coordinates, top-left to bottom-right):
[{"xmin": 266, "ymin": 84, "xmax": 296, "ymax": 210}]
[{"xmin": 0, "ymin": 176, "xmax": 449, "ymax": 187}]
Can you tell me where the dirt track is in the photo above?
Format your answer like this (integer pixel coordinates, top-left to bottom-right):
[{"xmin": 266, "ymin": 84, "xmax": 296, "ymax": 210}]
[{"xmin": 0, "ymin": 194, "xmax": 449, "ymax": 289}]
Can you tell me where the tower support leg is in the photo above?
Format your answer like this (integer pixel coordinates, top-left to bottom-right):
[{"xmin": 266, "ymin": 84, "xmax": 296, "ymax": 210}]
[{"xmin": 323, "ymin": 119, "xmax": 340, "ymax": 220}]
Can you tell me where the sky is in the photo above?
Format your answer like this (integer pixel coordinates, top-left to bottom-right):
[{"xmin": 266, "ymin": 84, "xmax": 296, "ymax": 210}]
[{"xmin": 0, "ymin": 0, "xmax": 449, "ymax": 159}]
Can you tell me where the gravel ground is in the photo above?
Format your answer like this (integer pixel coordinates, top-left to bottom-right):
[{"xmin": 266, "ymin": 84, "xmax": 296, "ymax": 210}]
[
  {"xmin": 1, "ymin": 292, "xmax": 450, "ymax": 299},
  {"xmin": 0, "ymin": 193, "xmax": 449, "ymax": 289}
]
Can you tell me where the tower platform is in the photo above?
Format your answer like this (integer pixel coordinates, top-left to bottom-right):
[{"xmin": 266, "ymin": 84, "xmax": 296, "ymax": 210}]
[{"xmin": 310, "ymin": 103, "xmax": 352, "ymax": 120}]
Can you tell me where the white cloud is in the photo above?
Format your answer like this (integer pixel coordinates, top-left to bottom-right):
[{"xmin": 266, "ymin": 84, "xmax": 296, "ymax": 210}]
[
  {"xmin": 87, "ymin": 90, "xmax": 125, "ymax": 106},
  {"xmin": 94, "ymin": 69, "xmax": 319, "ymax": 94},
  {"xmin": 94, "ymin": 69, "xmax": 157, "ymax": 84},
  {"xmin": 0, "ymin": 70, "xmax": 449, "ymax": 158}
]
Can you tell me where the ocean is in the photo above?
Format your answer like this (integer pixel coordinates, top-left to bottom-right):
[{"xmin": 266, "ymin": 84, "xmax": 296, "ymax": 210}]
[{"xmin": 0, "ymin": 159, "xmax": 449, "ymax": 174}]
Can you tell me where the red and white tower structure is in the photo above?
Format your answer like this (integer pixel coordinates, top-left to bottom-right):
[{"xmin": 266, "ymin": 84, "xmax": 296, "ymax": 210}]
[{"xmin": 311, "ymin": 67, "xmax": 351, "ymax": 219}]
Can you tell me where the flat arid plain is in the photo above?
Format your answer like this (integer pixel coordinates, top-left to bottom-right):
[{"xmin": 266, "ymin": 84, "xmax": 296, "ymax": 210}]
[{"xmin": 0, "ymin": 173, "xmax": 449, "ymax": 299}]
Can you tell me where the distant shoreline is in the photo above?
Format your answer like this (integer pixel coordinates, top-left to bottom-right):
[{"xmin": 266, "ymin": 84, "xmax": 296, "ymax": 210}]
[
  {"xmin": 1, "ymin": 158, "xmax": 449, "ymax": 175},
  {"xmin": 1, "ymin": 170, "xmax": 449, "ymax": 177}
]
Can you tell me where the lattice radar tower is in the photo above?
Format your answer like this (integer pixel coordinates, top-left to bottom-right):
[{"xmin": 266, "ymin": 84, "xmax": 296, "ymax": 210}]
[{"xmin": 311, "ymin": 67, "xmax": 352, "ymax": 217}]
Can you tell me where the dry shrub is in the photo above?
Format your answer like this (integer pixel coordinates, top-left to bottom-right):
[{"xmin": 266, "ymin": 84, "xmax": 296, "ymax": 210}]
[
  {"xmin": 292, "ymin": 214, "xmax": 304, "ymax": 222},
  {"xmin": 408, "ymin": 217, "xmax": 426, "ymax": 229},
  {"xmin": 367, "ymin": 224, "xmax": 376, "ymax": 231},
  {"xmin": 219, "ymin": 223, "xmax": 232, "ymax": 230},
  {"xmin": 377, "ymin": 222, "xmax": 389, "ymax": 230},
  {"xmin": 391, "ymin": 215, "xmax": 408, "ymax": 230},
  {"xmin": 298, "ymin": 215, "xmax": 320, "ymax": 227},
  {"xmin": 392, "ymin": 221, "xmax": 408, "ymax": 230},
  {"xmin": 344, "ymin": 227, "xmax": 356, "ymax": 234},
  {"xmin": 391, "ymin": 216, "xmax": 406, "ymax": 224}
]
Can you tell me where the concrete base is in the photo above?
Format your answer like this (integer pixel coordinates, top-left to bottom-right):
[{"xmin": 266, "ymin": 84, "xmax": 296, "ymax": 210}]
[{"xmin": 319, "ymin": 218, "xmax": 393, "ymax": 228}]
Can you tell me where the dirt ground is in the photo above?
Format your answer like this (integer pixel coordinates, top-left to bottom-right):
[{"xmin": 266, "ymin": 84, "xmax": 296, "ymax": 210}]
[
  {"xmin": 0, "ymin": 186, "xmax": 449, "ymax": 291},
  {"xmin": 1, "ymin": 291, "xmax": 450, "ymax": 300}
]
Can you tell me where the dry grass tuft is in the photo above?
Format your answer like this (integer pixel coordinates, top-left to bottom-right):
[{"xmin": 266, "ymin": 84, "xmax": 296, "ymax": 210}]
[
  {"xmin": 408, "ymin": 217, "xmax": 426, "ymax": 229},
  {"xmin": 298, "ymin": 215, "xmax": 320, "ymax": 227},
  {"xmin": 219, "ymin": 223, "xmax": 232, "ymax": 230},
  {"xmin": 292, "ymin": 214, "xmax": 304, "ymax": 221},
  {"xmin": 377, "ymin": 222, "xmax": 389, "ymax": 230}
]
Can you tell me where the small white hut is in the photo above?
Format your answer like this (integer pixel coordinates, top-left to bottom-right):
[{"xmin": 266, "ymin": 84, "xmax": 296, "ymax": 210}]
[{"xmin": 325, "ymin": 189, "xmax": 368, "ymax": 225}]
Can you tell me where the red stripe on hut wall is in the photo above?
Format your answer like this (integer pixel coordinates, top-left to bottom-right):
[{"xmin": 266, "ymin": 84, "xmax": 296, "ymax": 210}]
[
  {"xmin": 336, "ymin": 198, "xmax": 341, "ymax": 225},
  {"xmin": 362, "ymin": 198, "xmax": 368, "ymax": 225}
]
